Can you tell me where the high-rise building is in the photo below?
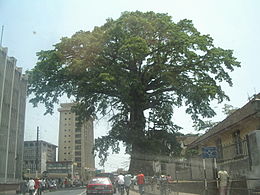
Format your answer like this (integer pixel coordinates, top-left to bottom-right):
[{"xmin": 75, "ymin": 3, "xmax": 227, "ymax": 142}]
[
  {"xmin": 0, "ymin": 46, "xmax": 27, "ymax": 184},
  {"xmin": 58, "ymin": 103, "xmax": 95, "ymax": 180},
  {"xmin": 23, "ymin": 140, "xmax": 57, "ymax": 174}
]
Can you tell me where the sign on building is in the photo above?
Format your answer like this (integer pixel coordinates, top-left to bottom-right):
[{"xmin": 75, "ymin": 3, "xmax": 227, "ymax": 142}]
[{"xmin": 202, "ymin": 147, "xmax": 217, "ymax": 158}]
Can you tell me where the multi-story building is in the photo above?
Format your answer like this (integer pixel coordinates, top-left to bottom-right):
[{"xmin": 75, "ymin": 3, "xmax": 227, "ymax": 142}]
[
  {"xmin": 58, "ymin": 103, "xmax": 95, "ymax": 180},
  {"xmin": 23, "ymin": 140, "xmax": 57, "ymax": 174},
  {"xmin": 0, "ymin": 46, "xmax": 27, "ymax": 184}
]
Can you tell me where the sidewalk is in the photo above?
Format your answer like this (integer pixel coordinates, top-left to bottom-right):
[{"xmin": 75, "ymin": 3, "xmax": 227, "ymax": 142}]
[
  {"xmin": 131, "ymin": 185, "xmax": 199, "ymax": 195},
  {"xmin": 131, "ymin": 189, "xmax": 199, "ymax": 195}
]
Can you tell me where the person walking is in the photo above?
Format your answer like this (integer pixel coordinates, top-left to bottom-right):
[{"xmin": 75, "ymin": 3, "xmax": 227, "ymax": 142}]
[
  {"xmin": 118, "ymin": 173, "xmax": 125, "ymax": 195},
  {"xmin": 150, "ymin": 175, "xmax": 157, "ymax": 192},
  {"xmin": 28, "ymin": 178, "xmax": 35, "ymax": 195},
  {"xmin": 124, "ymin": 173, "xmax": 132, "ymax": 195},
  {"xmin": 218, "ymin": 170, "xmax": 229, "ymax": 195},
  {"xmin": 159, "ymin": 175, "xmax": 167, "ymax": 195},
  {"xmin": 19, "ymin": 179, "xmax": 28, "ymax": 195},
  {"xmin": 137, "ymin": 171, "xmax": 145, "ymax": 195},
  {"xmin": 34, "ymin": 178, "xmax": 40, "ymax": 195}
]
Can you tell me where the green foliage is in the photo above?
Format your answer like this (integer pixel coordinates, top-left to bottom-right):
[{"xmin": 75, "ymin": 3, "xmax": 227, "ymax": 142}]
[
  {"xmin": 183, "ymin": 148, "xmax": 199, "ymax": 158},
  {"xmin": 222, "ymin": 104, "xmax": 238, "ymax": 116},
  {"xmin": 27, "ymin": 11, "xmax": 240, "ymax": 165}
]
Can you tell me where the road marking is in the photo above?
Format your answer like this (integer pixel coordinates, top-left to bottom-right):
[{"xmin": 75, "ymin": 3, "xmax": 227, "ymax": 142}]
[{"xmin": 77, "ymin": 190, "xmax": 86, "ymax": 195}]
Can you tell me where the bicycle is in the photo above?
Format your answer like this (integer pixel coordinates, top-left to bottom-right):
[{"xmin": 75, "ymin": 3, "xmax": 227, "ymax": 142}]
[{"xmin": 119, "ymin": 184, "xmax": 125, "ymax": 195}]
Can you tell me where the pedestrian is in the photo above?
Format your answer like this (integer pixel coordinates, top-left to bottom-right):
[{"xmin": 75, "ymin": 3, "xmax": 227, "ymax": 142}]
[
  {"xmin": 150, "ymin": 175, "xmax": 157, "ymax": 191},
  {"xmin": 38, "ymin": 178, "xmax": 43, "ymax": 195},
  {"xmin": 118, "ymin": 173, "xmax": 125, "ymax": 195},
  {"xmin": 218, "ymin": 170, "xmax": 229, "ymax": 195},
  {"xmin": 124, "ymin": 172, "xmax": 132, "ymax": 195},
  {"xmin": 28, "ymin": 178, "xmax": 35, "ymax": 195},
  {"xmin": 20, "ymin": 179, "xmax": 28, "ymax": 195},
  {"xmin": 159, "ymin": 175, "xmax": 167, "ymax": 195},
  {"xmin": 137, "ymin": 171, "xmax": 145, "ymax": 195},
  {"xmin": 41, "ymin": 179, "xmax": 46, "ymax": 192},
  {"xmin": 34, "ymin": 178, "xmax": 40, "ymax": 195}
]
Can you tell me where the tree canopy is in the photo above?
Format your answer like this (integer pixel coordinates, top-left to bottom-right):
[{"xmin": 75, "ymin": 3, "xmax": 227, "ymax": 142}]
[{"xmin": 27, "ymin": 11, "xmax": 240, "ymax": 169}]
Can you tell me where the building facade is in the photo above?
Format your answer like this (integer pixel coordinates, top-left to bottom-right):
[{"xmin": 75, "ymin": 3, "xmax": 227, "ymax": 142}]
[
  {"xmin": 58, "ymin": 103, "xmax": 95, "ymax": 180},
  {"xmin": 187, "ymin": 94, "xmax": 260, "ymax": 192},
  {"xmin": 189, "ymin": 94, "xmax": 260, "ymax": 177},
  {"xmin": 23, "ymin": 140, "xmax": 57, "ymax": 174},
  {"xmin": 0, "ymin": 46, "xmax": 27, "ymax": 184}
]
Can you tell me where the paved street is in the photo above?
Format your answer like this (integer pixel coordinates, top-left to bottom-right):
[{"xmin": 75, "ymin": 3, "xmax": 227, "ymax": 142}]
[
  {"xmin": 40, "ymin": 188, "xmax": 198, "ymax": 195},
  {"xmin": 43, "ymin": 188, "xmax": 86, "ymax": 195}
]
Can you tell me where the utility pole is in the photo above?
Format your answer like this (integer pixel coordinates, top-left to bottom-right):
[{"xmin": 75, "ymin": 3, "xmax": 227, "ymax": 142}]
[{"xmin": 36, "ymin": 126, "xmax": 39, "ymax": 178}]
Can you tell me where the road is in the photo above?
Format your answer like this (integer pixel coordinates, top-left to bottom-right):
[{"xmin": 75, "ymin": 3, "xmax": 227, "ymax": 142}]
[
  {"xmin": 43, "ymin": 188, "xmax": 86, "ymax": 195},
  {"xmin": 42, "ymin": 188, "xmax": 198, "ymax": 195}
]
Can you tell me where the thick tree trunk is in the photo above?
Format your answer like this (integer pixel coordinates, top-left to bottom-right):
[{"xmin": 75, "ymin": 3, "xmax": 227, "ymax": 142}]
[
  {"xmin": 128, "ymin": 144, "xmax": 154, "ymax": 175},
  {"xmin": 127, "ymin": 103, "xmax": 154, "ymax": 175}
]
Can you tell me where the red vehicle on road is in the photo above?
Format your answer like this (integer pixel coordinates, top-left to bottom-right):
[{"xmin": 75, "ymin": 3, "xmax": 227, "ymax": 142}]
[{"xmin": 86, "ymin": 177, "xmax": 113, "ymax": 195}]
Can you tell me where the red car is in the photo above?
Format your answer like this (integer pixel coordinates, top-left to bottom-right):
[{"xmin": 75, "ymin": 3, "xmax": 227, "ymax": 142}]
[{"xmin": 86, "ymin": 177, "xmax": 113, "ymax": 195}]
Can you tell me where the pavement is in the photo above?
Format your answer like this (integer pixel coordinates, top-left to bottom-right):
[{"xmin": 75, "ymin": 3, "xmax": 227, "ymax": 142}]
[
  {"xmin": 131, "ymin": 185, "xmax": 199, "ymax": 195},
  {"xmin": 0, "ymin": 187, "xmax": 199, "ymax": 195},
  {"xmin": 131, "ymin": 190, "xmax": 198, "ymax": 195}
]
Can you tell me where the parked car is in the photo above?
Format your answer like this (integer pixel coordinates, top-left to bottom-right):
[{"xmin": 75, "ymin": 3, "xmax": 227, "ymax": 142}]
[{"xmin": 86, "ymin": 177, "xmax": 113, "ymax": 195}]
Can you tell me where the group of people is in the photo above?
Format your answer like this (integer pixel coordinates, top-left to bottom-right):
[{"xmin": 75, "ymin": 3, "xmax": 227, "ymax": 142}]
[
  {"xmin": 116, "ymin": 171, "xmax": 145, "ymax": 195},
  {"xmin": 19, "ymin": 178, "xmax": 44, "ymax": 195},
  {"xmin": 115, "ymin": 170, "xmax": 229, "ymax": 195},
  {"xmin": 18, "ymin": 177, "xmax": 59, "ymax": 195}
]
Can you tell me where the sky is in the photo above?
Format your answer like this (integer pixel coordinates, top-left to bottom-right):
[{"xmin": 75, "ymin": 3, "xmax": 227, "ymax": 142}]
[{"xmin": 0, "ymin": 0, "xmax": 260, "ymax": 172}]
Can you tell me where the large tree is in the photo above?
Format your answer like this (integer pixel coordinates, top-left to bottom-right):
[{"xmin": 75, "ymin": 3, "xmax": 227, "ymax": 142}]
[{"xmin": 27, "ymin": 11, "xmax": 240, "ymax": 171}]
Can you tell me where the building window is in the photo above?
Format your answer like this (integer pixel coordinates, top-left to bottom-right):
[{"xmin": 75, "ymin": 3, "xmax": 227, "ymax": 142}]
[
  {"xmin": 65, "ymin": 118, "xmax": 67, "ymax": 120},
  {"xmin": 64, "ymin": 147, "xmax": 67, "ymax": 149},
  {"xmin": 75, "ymin": 157, "xmax": 81, "ymax": 162},
  {"xmin": 64, "ymin": 152, "xmax": 67, "ymax": 154},
  {"xmin": 233, "ymin": 130, "xmax": 242, "ymax": 155},
  {"xmin": 75, "ymin": 140, "xmax": 81, "ymax": 144},
  {"xmin": 75, "ymin": 145, "xmax": 81, "ymax": 150},
  {"xmin": 75, "ymin": 151, "xmax": 81, "ymax": 156},
  {"xmin": 75, "ymin": 134, "xmax": 81, "ymax": 138}
]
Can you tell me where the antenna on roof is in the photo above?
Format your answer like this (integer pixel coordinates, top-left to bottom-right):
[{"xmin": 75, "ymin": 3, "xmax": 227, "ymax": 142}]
[
  {"xmin": 0, "ymin": 25, "xmax": 4, "ymax": 47},
  {"xmin": 247, "ymin": 92, "xmax": 250, "ymax": 101}
]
